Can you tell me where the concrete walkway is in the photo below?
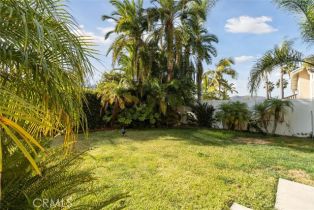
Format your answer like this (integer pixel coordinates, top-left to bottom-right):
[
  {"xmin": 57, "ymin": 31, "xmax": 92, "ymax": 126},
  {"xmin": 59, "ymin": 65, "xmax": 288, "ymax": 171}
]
[{"xmin": 275, "ymin": 178, "xmax": 314, "ymax": 210}]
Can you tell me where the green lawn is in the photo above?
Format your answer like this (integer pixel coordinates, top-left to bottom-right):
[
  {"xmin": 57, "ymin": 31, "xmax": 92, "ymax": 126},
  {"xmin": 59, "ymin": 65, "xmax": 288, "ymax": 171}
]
[{"xmin": 76, "ymin": 129, "xmax": 314, "ymax": 210}]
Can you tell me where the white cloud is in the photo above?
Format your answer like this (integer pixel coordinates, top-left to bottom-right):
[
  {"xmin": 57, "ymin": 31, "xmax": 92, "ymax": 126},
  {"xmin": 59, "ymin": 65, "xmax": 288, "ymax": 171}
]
[
  {"xmin": 225, "ymin": 16, "xmax": 278, "ymax": 34},
  {"xmin": 72, "ymin": 25, "xmax": 115, "ymax": 45},
  {"xmin": 234, "ymin": 55, "xmax": 255, "ymax": 64}
]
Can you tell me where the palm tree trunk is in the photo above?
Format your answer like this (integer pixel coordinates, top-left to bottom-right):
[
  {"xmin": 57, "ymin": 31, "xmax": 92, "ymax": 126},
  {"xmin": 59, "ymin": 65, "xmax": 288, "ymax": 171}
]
[
  {"xmin": 272, "ymin": 111, "xmax": 279, "ymax": 135},
  {"xmin": 197, "ymin": 58, "xmax": 203, "ymax": 102},
  {"xmin": 166, "ymin": 22, "xmax": 174, "ymax": 82},
  {"xmin": 280, "ymin": 70, "xmax": 284, "ymax": 99},
  {"xmin": 265, "ymin": 75, "xmax": 269, "ymax": 99}
]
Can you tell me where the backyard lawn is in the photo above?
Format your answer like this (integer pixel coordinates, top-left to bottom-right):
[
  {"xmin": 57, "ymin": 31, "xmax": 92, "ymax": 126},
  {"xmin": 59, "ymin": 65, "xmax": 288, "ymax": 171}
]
[{"xmin": 75, "ymin": 129, "xmax": 314, "ymax": 210}]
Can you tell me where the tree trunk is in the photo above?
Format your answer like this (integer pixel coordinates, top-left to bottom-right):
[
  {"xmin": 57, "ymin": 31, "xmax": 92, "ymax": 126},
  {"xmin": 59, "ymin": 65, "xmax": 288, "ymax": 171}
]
[
  {"xmin": 272, "ymin": 111, "xmax": 279, "ymax": 135},
  {"xmin": 166, "ymin": 22, "xmax": 174, "ymax": 82},
  {"xmin": 265, "ymin": 75, "xmax": 269, "ymax": 99},
  {"xmin": 197, "ymin": 63, "xmax": 203, "ymax": 102},
  {"xmin": 280, "ymin": 70, "xmax": 284, "ymax": 99}
]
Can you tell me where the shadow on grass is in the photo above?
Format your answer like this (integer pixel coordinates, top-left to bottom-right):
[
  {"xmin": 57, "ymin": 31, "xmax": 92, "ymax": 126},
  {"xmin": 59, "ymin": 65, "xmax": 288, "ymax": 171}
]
[{"xmin": 77, "ymin": 128, "xmax": 314, "ymax": 154}]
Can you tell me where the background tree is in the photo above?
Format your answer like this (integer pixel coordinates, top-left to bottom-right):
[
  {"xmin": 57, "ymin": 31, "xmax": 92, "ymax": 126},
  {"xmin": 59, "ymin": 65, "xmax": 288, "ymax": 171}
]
[
  {"xmin": 202, "ymin": 58, "xmax": 238, "ymax": 100},
  {"xmin": 248, "ymin": 40, "xmax": 301, "ymax": 98},
  {"xmin": 264, "ymin": 81, "xmax": 275, "ymax": 99},
  {"xmin": 103, "ymin": 0, "xmax": 149, "ymax": 82}
]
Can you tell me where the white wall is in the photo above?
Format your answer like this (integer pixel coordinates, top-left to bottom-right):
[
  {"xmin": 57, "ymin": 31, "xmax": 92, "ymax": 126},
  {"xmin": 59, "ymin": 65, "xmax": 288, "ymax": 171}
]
[{"xmin": 203, "ymin": 98, "xmax": 314, "ymax": 137}]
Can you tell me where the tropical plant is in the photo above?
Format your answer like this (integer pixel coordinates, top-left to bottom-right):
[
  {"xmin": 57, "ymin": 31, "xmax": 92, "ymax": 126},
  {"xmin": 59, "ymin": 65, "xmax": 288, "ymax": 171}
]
[
  {"xmin": 97, "ymin": 73, "xmax": 139, "ymax": 123},
  {"xmin": 248, "ymin": 40, "xmax": 301, "ymax": 98},
  {"xmin": 275, "ymin": 0, "xmax": 314, "ymax": 44},
  {"xmin": 1, "ymin": 146, "xmax": 126, "ymax": 209},
  {"xmin": 202, "ymin": 58, "xmax": 238, "ymax": 100},
  {"xmin": 188, "ymin": 0, "xmax": 218, "ymax": 102},
  {"xmin": 252, "ymin": 101, "xmax": 272, "ymax": 133},
  {"xmin": 83, "ymin": 90, "xmax": 105, "ymax": 130},
  {"xmin": 267, "ymin": 99, "xmax": 294, "ymax": 134},
  {"xmin": 276, "ymin": 78, "xmax": 289, "ymax": 90},
  {"xmin": 148, "ymin": 0, "xmax": 202, "ymax": 82},
  {"xmin": 191, "ymin": 102, "xmax": 215, "ymax": 127},
  {"xmin": 193, "ymin": 23, "xmax": 218, "ymax": 102},
  {"xmin": 0, "ymin": 0, "xmax": 95, "ymax": 197},
  {"xmin": 103, "ymin": 0, "xmax": 149, "ymax": 82},
  {"xmin": 264, "ymin": 80, "xmax": 275, "ymax": 99},
  {"xmin": 216, "ymin": 101, "xmax": 251, "ymax": 130}
]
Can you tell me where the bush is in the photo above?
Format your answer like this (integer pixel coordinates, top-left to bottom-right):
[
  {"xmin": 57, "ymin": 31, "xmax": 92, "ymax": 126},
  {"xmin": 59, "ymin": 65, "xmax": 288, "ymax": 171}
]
[
  {"xmin": 83, "ymin": 91, "xmax": 105, "ymax": 130},
  {"xmin": 191, "ymin": 102, "xmax": 215, "ymax": 127},
  {"xmin": 216, "ymin": 101, "xmax": 251, "ymax": 130}
]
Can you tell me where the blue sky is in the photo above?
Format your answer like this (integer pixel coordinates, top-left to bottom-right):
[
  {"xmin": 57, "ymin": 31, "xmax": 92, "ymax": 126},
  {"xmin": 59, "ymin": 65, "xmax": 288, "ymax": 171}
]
[{"xmin": 68, "ymin": 0, "xmax": 311, "ymax": 97}]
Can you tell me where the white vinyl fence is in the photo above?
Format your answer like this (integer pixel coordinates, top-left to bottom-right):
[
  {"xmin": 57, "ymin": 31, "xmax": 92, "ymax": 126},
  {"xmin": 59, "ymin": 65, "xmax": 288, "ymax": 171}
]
[{"xmin": 203, "ymin": 97, "xmax": 314, "ymax": 137}]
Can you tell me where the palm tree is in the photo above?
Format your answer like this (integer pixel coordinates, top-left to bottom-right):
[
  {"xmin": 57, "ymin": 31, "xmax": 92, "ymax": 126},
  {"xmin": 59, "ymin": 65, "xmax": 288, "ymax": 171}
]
[
  {"xmin": 216, "ymin": 101, "xmax": 251, "ymax": 130},
  {"xmin": 0, "ymin": 0, "xmax": 95, "ymax": 196},
  {"xmin": 267, "ymin": 99, "xmax": 294, "ymax": 134},
  {"xmin": 203, "ymin": 58, "xmax": 237, "ymax": 99},
  {"xmin": 253, "ymin": 101, "xmax": 272, "ymax": 133},
  {"xmin": 97, "ymin": 74, "xmax": 139, "ymax": 123},
  {"xmin": 149, "ymin": 0, "xmax": 201, "ymax": 82},
  {"xmin": 275, "ymin": 0, "xmax": 314, "ymax": 44},
  {"xmin": 248, "ymin": 40, "xmax": 302, "ymax": 98},
  {"xmin": 192, "ymin": 22, "xmax": 218, "ymax": 102},
  {"xmin": 103, "ymin": 0, "xmax": 148, "ymax": 82},
  {"xmin": 264, "ymin": 81, "xmax": 275, "ymax": 99}
]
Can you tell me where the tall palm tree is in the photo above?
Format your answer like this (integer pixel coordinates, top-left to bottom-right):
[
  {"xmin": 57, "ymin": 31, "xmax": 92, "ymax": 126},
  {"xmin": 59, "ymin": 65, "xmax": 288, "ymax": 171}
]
[
  {"xmin": 0, "ymin": 0, "xmax": 95, "ymax": 195},
  {"xmin": 248, "ymin": 40, "xmax": 302, "ymax": 98},
  {"xmin": 203, "ymin": 58, "xmax": 237, "ymax": 99},
  {"xmin": 103, "ymin": 0, "xmax": 148, "ymax": 82},
  {"xmin": 191, "ymin": 19, "xmax": 218, "ymax": 102},
  {"xmin": 264, "ymin": 80, "xmax": 275, "ymax": 99},
  {"xmin": 149, "ymin": 0, "xmax": 201, "ymax": 82}
]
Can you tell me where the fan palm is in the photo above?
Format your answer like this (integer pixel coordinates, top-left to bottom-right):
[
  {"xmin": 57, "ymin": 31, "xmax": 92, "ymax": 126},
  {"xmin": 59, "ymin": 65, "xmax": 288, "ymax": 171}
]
[
  {"xmin": 248, "ymin": 40, "xmax": 302, "ymax": 98},
  {"xmin": 0, "ymin": 0, "xmax": 95, "ymax": 195}
]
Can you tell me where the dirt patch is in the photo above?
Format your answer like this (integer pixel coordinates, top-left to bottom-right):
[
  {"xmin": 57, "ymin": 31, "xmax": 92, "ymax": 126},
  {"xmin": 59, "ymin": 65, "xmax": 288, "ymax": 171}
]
[
  {"xmin": 288, "ymin": 169, "xmax": 314, "ymax": 185},
  {"xmin": 234, "ymin": 137, "xmax": 272, "ymax": 145}
]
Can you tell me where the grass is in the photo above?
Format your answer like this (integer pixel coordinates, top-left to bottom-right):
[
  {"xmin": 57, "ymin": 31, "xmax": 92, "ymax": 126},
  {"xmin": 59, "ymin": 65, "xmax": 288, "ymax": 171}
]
[{"xmin": 75, "ymin": 129, "xmax": 314, "ymax": 209}]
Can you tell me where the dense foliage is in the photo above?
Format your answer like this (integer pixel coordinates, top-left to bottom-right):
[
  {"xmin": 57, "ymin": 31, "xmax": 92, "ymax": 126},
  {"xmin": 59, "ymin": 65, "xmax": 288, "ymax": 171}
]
[
  {"xmin": 202, "ymin": 58, "xmax": 238, "ymax": 100},
  {"xmin": 216, "ymin": 101, "xmax": 251, "ymax": 130},
  {"xmin": 83, "ymin": 91, "xmax": 105, "ymax": 130},
  {"xmin": 96, "ymin": 0, "xmax": 221, "ymax": 127},
  {"xmin": 191, "ymin": 102, "xmax": 215, "ymax": 127}
]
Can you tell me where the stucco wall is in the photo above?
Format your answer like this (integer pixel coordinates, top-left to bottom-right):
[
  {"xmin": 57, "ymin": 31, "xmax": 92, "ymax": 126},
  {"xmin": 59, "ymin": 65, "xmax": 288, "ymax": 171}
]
[
  {"xmin": 297, "ymin": 71, "xmax": 311, "ymax": 99},
  {"xmin": 204, "ymin": 98, "xmax": 314, "ymax": 137}
]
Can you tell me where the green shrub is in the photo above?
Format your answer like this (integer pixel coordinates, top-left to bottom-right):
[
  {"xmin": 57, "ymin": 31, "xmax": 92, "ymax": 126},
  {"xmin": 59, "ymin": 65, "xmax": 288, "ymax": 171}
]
[
  {"xmin": 216, "ymin": 101, "xmax": 251, "ymax": 130},
  {"xmin": 191, "ymin": 102, "xmax": 215, "ymax": 127}
]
